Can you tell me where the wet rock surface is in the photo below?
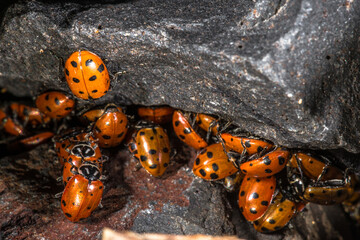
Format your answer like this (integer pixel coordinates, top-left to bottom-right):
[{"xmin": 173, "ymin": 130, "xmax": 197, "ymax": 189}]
[{"xmin": 0, "ymin": 0, "xmax": 360, "ymax": 239}]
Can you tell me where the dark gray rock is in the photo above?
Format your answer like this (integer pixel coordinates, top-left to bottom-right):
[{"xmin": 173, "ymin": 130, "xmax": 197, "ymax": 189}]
[{"xmin": 0, "ymin": 0, "xmax": 360, "ymax": 156}]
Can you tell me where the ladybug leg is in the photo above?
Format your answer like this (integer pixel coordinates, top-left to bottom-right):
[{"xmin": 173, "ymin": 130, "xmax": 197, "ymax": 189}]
[
  {"xmin": 56, "ymin": 176, "xmax": 63, "ymax": 182},
  {"xmin": 170, "ymin": 148, "xmax": 177, "ymax": 159},
  {"xmin": 218, "ymin": 121, "xmax": 232, "ymax": 134},
  {"xmin": 217, "ymin": 132, "xmax": 240, "ymax": 168},
  {"xmin": 54, "ymin": 191, "xmax": 63, "ymax": 198},
  {"xmin": 100, "ymin": 175, "xmax": 108, "ymax": 181},
  {"xmin": 100, "ymin": 155, "xmax": 109, "ymax": 163}
]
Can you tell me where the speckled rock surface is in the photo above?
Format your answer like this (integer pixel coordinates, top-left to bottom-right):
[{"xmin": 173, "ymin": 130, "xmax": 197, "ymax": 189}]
[{"xmin": 0, "ymin": 0, "xmax": 360, "ymax": 239}]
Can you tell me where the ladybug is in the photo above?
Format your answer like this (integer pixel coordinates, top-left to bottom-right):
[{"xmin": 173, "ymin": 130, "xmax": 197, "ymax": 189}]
[
  {"xmin": 220, "ymin": 133, "xmax": 274, "ymax": 158},
  {"xmin": 79, "ymin": 108, "xmax": 106, "ymax": 124},
  {"xmin": 253, "ymin": 192, "xmax": 297, "ymax": 233},
  {"xmin": 223, "ymin": 171, "xmax": 245, "ymax": 192},
  {"xmin": 299, "ymin": 176, "xmax": 354, "ymax": 205},
  {"xmin": 172, "ymin": 110, "xmax": 208, "ymax": 150},
  {"xmin": 289, "ymin": 152, "xmax": 344, "ymax": 181},
  {"xmin": 238, "ymin": 176, "xmax": 276, "ymax": 221},
  {"xmin": 193, "ymin": 143, "xmax": 238, "ymax": 181},
  {"xmin": 61, "ymin": 164, "xmax": 104, "ymax": 222},
  {"xmin": 0, "ymin": 109, "xmax": 24, "ymax": 136},
  {"xmin": 64, "ymin": 50, "xmax": 110, "ymax": 100},
  {"xmin": 6, "ymin": 131, "xmax": 54, "ymax": 153},
  {"xmin": 36, "ymin": 91, "xmax": 75, "ymax": 119},
  {"xmin": 10, "ymin": 103, "xmax": 50, "ymax": 127},
  {"xmin": 240, "ymin": 148, "xmax": 290, "ymax": 177},
  {"xmin": 128, "ymin": 123, "xmax": 170, "ymax": 177},
  {"xmin": 195, "ymin": 113, "xmax": 220, "ymax": 136},
  {"xmin": 137, "ymin": 106, "xmax": 174, "ymax": 124},
  {"xmin": 92, "ymin": 104, "xmax": 128, "ymax": 148},
  {"xmin": 62, "ymin": 138, "xmax": 103, "ymax": 186}
]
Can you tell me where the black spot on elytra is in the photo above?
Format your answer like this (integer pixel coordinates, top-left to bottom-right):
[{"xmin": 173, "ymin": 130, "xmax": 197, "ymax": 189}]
[
  {"xmin": 163, "ymin": 163, "xmax": 168, "ymax": 167},
  {"xmin": 87, "ymin": 206, "xmax": 91, "ymax": 210},
  {"xmin": 89, "ymin": 75, "xmax": 97, "ymax": 81},
  {"xmin": 279, "ymin": 208, "xmax": 283, "ymax": 212},
  {"xmin": 179, "ymin": 135, "xmax": 185, "ymax": 140},
  {"xmin": 65, "ymin": 107, "xmax": 72, "ymax": 111},
  {"xmin": 240, "ymin": 191, "xmax": 245, "ymax": 196},
  {"xmin": 45, "ymin": 94, "xmax": 49, "ymax": 100},
  {"xmin": 242, "ymin": 169, "xmax": 247, "ymax": 173},
  {"xmin": 240, "ymin": 207, "xmax": 244, "ymax": 212},
  {"xmin": 102, "ymin": 135, "xmax": 111, "ymax": 139},
  {"xmin": 309, "ymin": 160, "xmax": 313, "ymax": 164},
  {"xmin": 140, "ymin": 155, "xmax": 147, "ymax": 161},
  {"xmin": 263, "ymin": 156, "xmax": 271, "ymax": 165},
  {"xmin": 118, "ymin": 132, "xmax": 124, "ymax": 138},
  {"xmin": 71, "ymin": 61, "xmax": 77, "ymax": 67},
  {"xmin": 265, "ymin": 169, "xmax": 272, "ymax": 173},
  {"xmin": 210, "ymin": 173, "xmax": 219, "ymax": 179},
  {"xmin": 244, "ymin": 141, "xmax": 251, "ymax": 148},
  {"xmin": 149, "ymin": 149, "xmax": 156, "ymax": 155},
  {"xmin": 199, "ymin": 169, "xmax": 206, "ymax": 177},
  {"xmin": 163, "ymin": 147, "xmax": 169, "ymax": 153},
  {"xmin": 261, "ymin": 227, "xmax": 270, "ymax": 232},
  {"xmin": 274, "ymin": 226, "xmax": 282, "ymax": 230},
  {"xmin": 139, "ymin": 131, "xmax": 145, "ymax": 136},
  {"xmin": 85, "ymin": 59, "xmax": 93, "ymax": 66},
  {"xmin": 250, "ymin": 208, "xmax": 257, "ymax": 214},
  {"xmin": 150, "ymin": 136, "xmax": 154, "ymax": 140},
  {"xmin": 174, "ymin": 121, "xmax": 180, "ymax": 127},
  {"xmin": 309, "ymin": 193, "xmax": 315, "ymax": 198},
  {"xmin": 65, "ymin": 213, "xmax": 72, "ymax": 218},
  {"xmin": 256, "ymin": 178, "xmax": 260, "ymax": 182},
  {"xmin": 251, "ymin": 192, "xmax": 259, "ymax": 199},
  {"xmin": 149, "ymin": 164, "xmax": 157, "ymax": 169},
  {"xmin": 62, "ymin": 200, "xmax": 66, "ymax": 206},
  {"xmin": 99, "ymin": 186, "xmax": 103, "ymax": 189},
  {"xmin": 207, "ymin": 151, "xmax": 213, "ymax": 158},
  {"xmin": 212, "ymin": 163, "xmax": 219, "ymax": 171},
  {"xmin": 54, "ymin": 97, "xmax": 60, "ymax": 105},
  {"xmin": 92, "ymin": 90, "xmax": 98, "ymax": 93},
  {"xmin": 98, "ymin": 64, "xmax": 105, "ymax": 73},
  {"xmin": 278, "ymin": 156, "xmax": 286, "ymax": 165},
  {"xmin": 79, "ymin": 91, "xmax": 84, "ymax": 94},
  {"xmin": 250, "ymin": 163, "xmax": 253, "ymax": 166},
  {"xmin": 269, "ymin": 219, "xmax": 276, "ymax": 224},
  {"xmin": 46, "ymin": 106, "xmax": 51, "ymax": 112},
  {"xmin": 183, "ymin": 128, "xmax": 192, "ymax": 134},
  {"xmin": 195, "ymin": 158, "xmax": 200, "ymax": 165},
  {"xmin": 261, "ymin": 201, "xmax": 269, "ymax": 206},
  {"xmin": 65, "ymin": 68, "xmax": 69, "ymax": 76},
  {"xmin": 72, "ymin": 78, "xmax": 80, "ymax": 83}
]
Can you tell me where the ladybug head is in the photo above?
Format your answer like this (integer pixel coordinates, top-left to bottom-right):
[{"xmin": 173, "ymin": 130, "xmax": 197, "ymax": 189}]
[
  {"xmin": 71, "ymin": 144, "xmax": 95, "ymax": 158},
  {"xmin": 79, "ymin": 163, "xmax": 101, "ymax": 182}
]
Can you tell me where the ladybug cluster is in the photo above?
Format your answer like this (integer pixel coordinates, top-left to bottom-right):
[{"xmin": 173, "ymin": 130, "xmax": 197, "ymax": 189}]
[{"xmin": 1, "ymin": 50, "xmax": 359, "ymax": 233}]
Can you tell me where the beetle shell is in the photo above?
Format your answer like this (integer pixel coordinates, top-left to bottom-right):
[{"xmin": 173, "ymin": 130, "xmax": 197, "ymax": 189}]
[
  {"xmin": 239, "ymin": 176, "xmax": 276, "ymax": 221},
  {"xmin": 20, "ymin": 131, "xmax": 54, "ymax": 147},
  {"xmin": 301, "ymin": 181, "xmax": 354, "ymax": 205},
  {"xmin": 35, "ymin": 91, "xmax": 75, "ymax": 119},
  {"xmin": 195, "ymin": 113, "xmax": 219, "ymax": 136},
  {"xmin": 10, "ymin": 103, "xmax": 51, "ymax": 127},
  {"xmin": 93, "ymin": 106, "xmax": 128, "ymax": 148},
  {"xmin": 172, "ymin": 110, "xmax": 208, "ymax": 150},
  {"xmin": 80, "ymin": 108, "xmax": 105, "ymax": 123},
  {"xmin": 129, "ymin": 125, "xmax": 170, "ymax": 177},
  {"xmin": 289, "ymin": 153, "xmax": 344, "ymax": 181},
  {"xmin": 137, "ymin": 106, "xmax": 174, "ymax": 124},
  {"xmin": 240, "ymin": 148, "xmax": 290, "ymax": 177},
  {"xmin": 0, "ymin": 109, "xmax": 24, "ymax": 136},
  {"xmin": 61, "ymin": 174, "xmax": 103, "ymax": 222},
  {"xmin": 253, "ymin": 193, "xmax": 297, "ymax": 233},
  {"xmin": 221, "ymin": 133, "xmax": 274, "ymax": 157},
  {"xmin": 193, "ymin": 143, "xmax": 238, "ymax": 181},
  {"xmin": 64, "ymin": 50, "xmax": 110, "ymax": 100}
]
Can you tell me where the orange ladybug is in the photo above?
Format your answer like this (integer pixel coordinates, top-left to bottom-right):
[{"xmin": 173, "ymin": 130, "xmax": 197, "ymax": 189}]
[
  {"xmin": 240, "ymin": 148, "xmax": 290, "ymax": 177},
  {"xmin": 92, "ymin": 104, "xmax": 128, "ymax": 148},
  {"xmin": 220, "ymin": 133, "xmax": 274, "ymax": 158},
  {"xmin": 195, "ymin": 113, "xmax": 220, "ymax": 136},
  {"xmin": 238, "ymin": 176, "xmax": 276, "ymax": 221},
  {"xmin": 137, "ymin": 106, "xmax": 174, "ymax": 124},
  {"xmin": 10, "ymin": 103, "xmax": 51, "ymax": 127},
  {"xmin": 61, "ymin": 164, "xmax": 104, "ymax": 222},
  {"xmin": 0, "ymin": 109, "xmax": 24, "ymax": 136},
  {"xmin": 289, "ymin": 152, "xmax": 344, "ymax": 181},
  {"xmin": 35, "ymin": 91, "xmax": 75, "ymax": 119},
  {"xmin": 6, "ymin": 131, "xmax": 54, "ymax": 153},
  {"xmin": 193, "ymin": 143, "xmax": 238, "ymax": 181},
  {"xmin": 64, "ymin": 50, "xmax": 110, "ymax": 100},
  {"xmin": 253, "ymin": 192, "xmax": 297, "ymax": 232},
  {"xmin": 172, "ymin": 110, "xmax": 207, "ymax": 150},
  {"xmin": 128, "ymin": 123, "xmax": 170, "ymax": 177}
]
